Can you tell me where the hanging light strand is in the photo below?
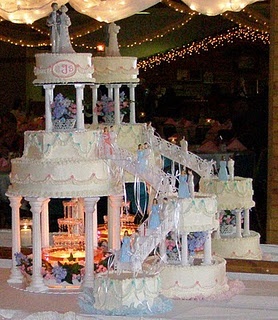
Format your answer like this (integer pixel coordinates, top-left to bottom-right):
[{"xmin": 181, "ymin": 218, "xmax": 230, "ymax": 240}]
[
  {"xmin": 138, "ymin": 27, "xmax": 269, "ymax": 71},
  {"xmin": 162, "ymin": 0, "xmax": 196, "ymax": 14},
  {"xmin": 119, "ymin": 13, "xmax": 196, "ymax": 49},
  {"xmin": 222, "ymin": 11, "xmax": 269, "ymax": 33}
]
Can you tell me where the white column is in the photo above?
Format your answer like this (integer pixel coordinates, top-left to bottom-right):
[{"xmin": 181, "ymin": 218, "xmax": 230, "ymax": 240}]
[
  {"xmin": 235, "ymin": 209, "xmax": 242, "ymax": 238},
  {"xmin": 129, "ymin": 84, "xmax": 137, "ymax": 124},
  {"xmin": 91, "ymin": 84, "xmax": 100, "ymax": 124},
  {"xmin": 108, "ymin": 194, "xmax": 122, "ymax": 250},
  {"xmin": 93, "ymin": 204, "xmax": 98, "ymax": 248},
  {"xmin": 41, "ymin": 198, "xmax": 50, "ymax": 248},
  {"xmin": 203, "ymin": 230, "xmax": 212, "ymax": 265},
  {"xmin": 43, "ymin": 84, "xmax": 55, "ymax": 132},
  {"xmin": 75, "ymin": 84, "xmax": 85, "ymax": 130},
  {"xmin": 107, "ymin": 84, "xmax": 113, "ymax": 99},
  {"xmin": 243, "ymin": 208, "xmax": 250, "ymax": 237},
  {"xmin": 214, "ymin": 211, "xmax": 221, "ymax": 239},
  {"xmin": 83, "ymin": 197, "xmax": 99, "ymax": 288},
  {"xmin": 181, "ymin": 233, "xmax": 189, "ymax": 266},
  {"xmin": 25, "ymin": 197, "xmax": 48, "ymax": 292},
  {"xmin": 7, "ymin": 196, "xmax": 23, "ymax": 284},
  {"xmin": 113, "ymin": 84, "xmax": 121, "ymax": 125}
]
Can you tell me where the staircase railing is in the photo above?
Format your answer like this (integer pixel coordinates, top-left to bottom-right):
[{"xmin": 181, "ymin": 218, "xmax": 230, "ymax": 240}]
[
  {"xmin": 109, "ymin": 145, "xmax": 171, "ymax": 195},
  {"xmin": 146, "ymin": 132, "xmax": 215, "ymax": 179},
  {"xmin": 114, "ymin": 199, "xmax": 179, "ymax": 275}
]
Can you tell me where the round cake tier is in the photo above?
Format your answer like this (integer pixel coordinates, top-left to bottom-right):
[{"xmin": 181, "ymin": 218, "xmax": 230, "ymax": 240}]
[
  {"xmin": 93, "ymin": 56, "xmax": 139, "ymax": 84},
  {"xmin": 212, "ymin": 230, "xmax": 262, "ymax": 260},
  {"xmin": 33, "ymin": 53, "xmax": 95, "ymax": 85},
  {"xmin": 177, "ymin": 193, "xmax": 219, "ymax": 232},
  {"xmin": 160, "ymin": 256, "xmax": 229, "ymax": 299},
  {"xmin": 199, "ymin": 177, "xmax": 255, "ymax": 210},
  {"xmin": 7, "ymin": 157, "xmax": 123, "ymax": 198},
  {"xmin": 79, "ymin": 271, "xmax": 171, "ymax": 315},
  {"xmin": 22, "ymin": 130, "xmax": 100, "ymax": 160}
]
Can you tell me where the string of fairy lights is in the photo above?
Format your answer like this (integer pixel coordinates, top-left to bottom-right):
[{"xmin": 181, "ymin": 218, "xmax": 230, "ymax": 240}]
[
  {"xmin": 119, "ymin": 12, "xmax": 197, "ymax": 49},
  {"xmin": 222, "ymin": 10, "xmax": 269, "ymax": 33},
  {"xmin": 137, "ymin": 27, "xmax": 269, "ymax": 71}
]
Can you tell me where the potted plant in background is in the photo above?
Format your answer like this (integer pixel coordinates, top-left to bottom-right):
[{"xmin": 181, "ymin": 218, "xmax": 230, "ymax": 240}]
[{"xmin": 51, "ymin": 93, "xmax": 77, "ymax": 130}]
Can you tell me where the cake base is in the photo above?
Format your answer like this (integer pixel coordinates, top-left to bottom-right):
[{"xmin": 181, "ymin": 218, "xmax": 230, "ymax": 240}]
[
  {"xmin": 160, "ymin": 256, "xmax": 229, "ymax": 299},
  {"xmin": 78, "ymin": 271, "xmax": 172, "ymax": 316},
  {"xmin": 212, "ymin": 230, "xmax": 263, "ymax": 260}
]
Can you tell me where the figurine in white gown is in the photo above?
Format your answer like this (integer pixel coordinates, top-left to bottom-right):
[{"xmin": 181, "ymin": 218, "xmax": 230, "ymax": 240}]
[
  {"xmin": 228, "ymin": 156, "xmax": 235, "ymax": 180},
  {"xmin": 58, "ymin": 5, "xmax": 75, "ymax": 53},
  {"xmin": 106, "ymin": 22, "xmax": 121, "ymax": 56},
  {"xmin": 187, "ymin": 169, "xmax": 195, "ymax": 198}
]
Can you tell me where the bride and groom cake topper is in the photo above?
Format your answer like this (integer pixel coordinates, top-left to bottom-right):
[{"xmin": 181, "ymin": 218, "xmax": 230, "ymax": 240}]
[{"xmin": 46, "ymin": 2, "xmax": 75, "ymax": 53}]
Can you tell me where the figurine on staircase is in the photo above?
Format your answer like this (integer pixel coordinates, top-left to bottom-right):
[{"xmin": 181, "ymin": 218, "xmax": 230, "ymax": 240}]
[
  {"xmin": 120, "ymin": 230, "xmax": 131, "ymax": 263},
  {"xmin": 218, "ymin": 156, "xmax": 228, "ymax": 181},
  {"xmin": 228, "ymin": 156, "xmax": 235, "ymax": 180},
  {"xmin": 188, "ymin": 169, "xmax": 195, "ymax": 198},
  {"xmin": 148, "ymin": 198, "xmax": 161, "ymax": 230},
  {"xmin": 178, "ymin": 169, "xmax": 190, "ymax": 198},
  {"xmin": 137, "ymin": 143, "xmax": 145, "ymax": 173}
]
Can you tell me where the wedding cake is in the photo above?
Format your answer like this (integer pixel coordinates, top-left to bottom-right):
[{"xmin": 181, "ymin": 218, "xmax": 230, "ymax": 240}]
[
  {"xmin": 199, "ymin": 176, "xmax": 262, "ymax": 260},
  {"xmin": 7, "ymin": 9, "xmax": 236, "ymax": 315}
]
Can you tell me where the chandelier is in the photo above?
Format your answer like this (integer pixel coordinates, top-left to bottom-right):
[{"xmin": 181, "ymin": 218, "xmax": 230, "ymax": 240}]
[{"xmin": 0, "ymin": 0, "xmax": 264, "ymax": 24}]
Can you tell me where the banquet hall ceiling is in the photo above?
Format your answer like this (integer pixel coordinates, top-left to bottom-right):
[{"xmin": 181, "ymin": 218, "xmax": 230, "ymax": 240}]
[{"xmin": 0, "ymin": 0, "xmax": 269, "ymax": 59}]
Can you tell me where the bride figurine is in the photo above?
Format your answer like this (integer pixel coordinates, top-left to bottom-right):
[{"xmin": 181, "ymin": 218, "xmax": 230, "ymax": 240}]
[
  {"xmin": 58, "ymin": 5, "xmax": 75, "ymax": 53},
  {"xmin": 105, "ymin": 22, "xmax": 121, "ymax": 56}
]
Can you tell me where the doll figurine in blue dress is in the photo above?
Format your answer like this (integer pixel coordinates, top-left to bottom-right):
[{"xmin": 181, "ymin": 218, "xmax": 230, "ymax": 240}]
[
  {"xmin": 137, "ymin": 143, "xmax": 145, "ymax": 173},
  {"xmin": 218, "ymin": 156, "xmax": 228, "ymax": 181},
  {"xmin": 148, "ymin": 198, "xmax": 161, "ymax": 230},
  {"xmin": 120, "ymin": 230, "xmax": 131, "ymax": 263},
  {"xmin": 178, "ymin": 169, "xmax": 190, "ymax": 198}
]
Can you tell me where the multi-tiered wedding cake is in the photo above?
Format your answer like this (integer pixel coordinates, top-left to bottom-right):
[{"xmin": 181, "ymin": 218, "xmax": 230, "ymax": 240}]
[{"xmin": 7, "ymin": 9, "xmax": 236, "ymax": 317}]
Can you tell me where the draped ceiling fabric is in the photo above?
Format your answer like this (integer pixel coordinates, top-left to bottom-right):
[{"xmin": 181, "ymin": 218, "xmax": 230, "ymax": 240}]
[{"xmin": 0, "ymin": 0, "xmax": 264, "ymax": 24}]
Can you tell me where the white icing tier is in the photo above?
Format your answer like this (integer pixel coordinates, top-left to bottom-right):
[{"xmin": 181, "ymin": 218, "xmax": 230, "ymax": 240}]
[
  {"xmin": 83, "ymin": 272, "xmax": 161, "ymax": 312},
  {"xmin": 93, "ymin": 56, "xmax": 139, "ymax": 84},
  {"xmin": 199, "ymin": 177, "xmax": 255, "ymax": 210},
  {"xmin": 22, "ymin": 130, "xmax": 100, "ymax": 160},
  {"xmin": 160, "ymin": 256, "xmax": 229, "ymax": 299},
  {"xmin": 8, "ymin": 157, "xmax": 122, "ymax": 198},
  {"xmin": 177, "ymin": 194, "xmax": 219, "ymax": 232},
  {"xmin": 33, "ymin": 53, "xmax": 95, "ymax": 84},
  {"xmin": 212, "ymin": 230, "xmax": 262, "ymax": 260},
  {"xmin": 7, "ymin": 129, "xmax": 124, "ymax": 198}
]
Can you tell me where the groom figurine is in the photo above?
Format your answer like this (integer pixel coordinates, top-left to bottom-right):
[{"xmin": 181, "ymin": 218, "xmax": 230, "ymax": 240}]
[{"xmin": 46, "ymin": 3, "xmax": 61, "ymax": 53}]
